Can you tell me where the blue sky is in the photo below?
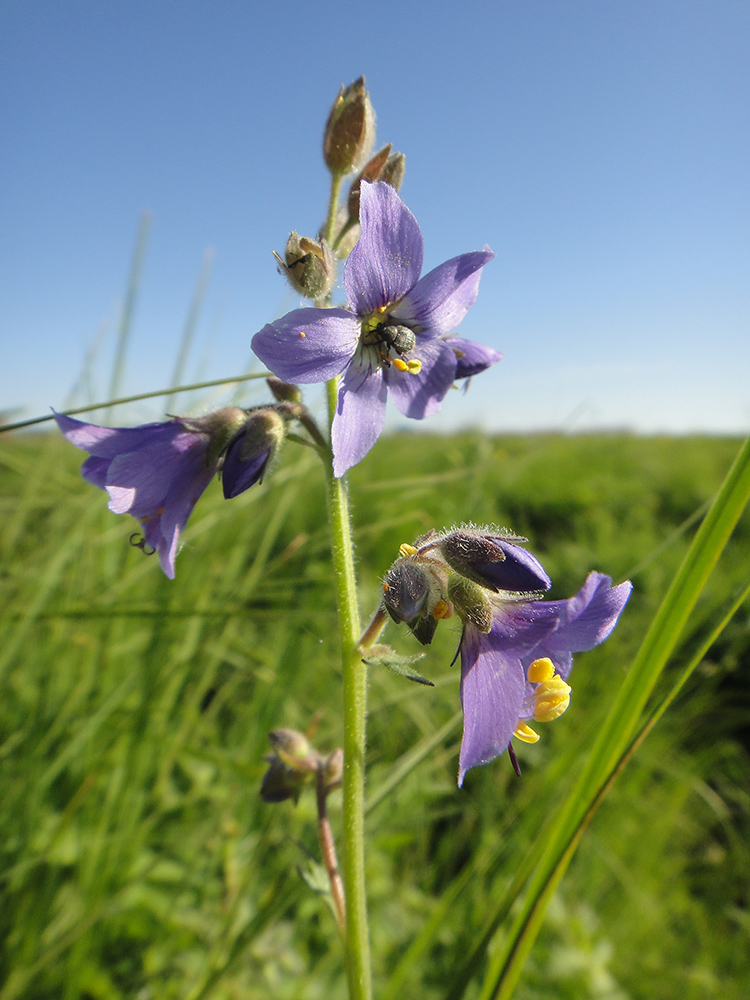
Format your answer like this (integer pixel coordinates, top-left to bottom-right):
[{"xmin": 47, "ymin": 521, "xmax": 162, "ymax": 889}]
[{"xmin": 2, "ymin": 0, "xmax": 748, "ymax": 435}]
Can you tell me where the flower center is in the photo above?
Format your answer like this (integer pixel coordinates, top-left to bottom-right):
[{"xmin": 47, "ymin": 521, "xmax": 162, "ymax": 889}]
[{"xmin": 361, "ymin": 310, "xmax": 422, "ymax": 374}]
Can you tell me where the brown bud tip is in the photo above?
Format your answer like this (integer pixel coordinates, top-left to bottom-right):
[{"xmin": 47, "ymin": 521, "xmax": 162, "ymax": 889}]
[{"xmin": 322, "ymin": 76, "xmax": 375, "ymax": 176}]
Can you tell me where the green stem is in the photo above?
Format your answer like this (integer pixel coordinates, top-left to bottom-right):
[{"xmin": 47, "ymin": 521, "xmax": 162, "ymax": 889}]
[{"xmin": 324, "ymin": 376, "xmax": 371, "ymax": 1000}]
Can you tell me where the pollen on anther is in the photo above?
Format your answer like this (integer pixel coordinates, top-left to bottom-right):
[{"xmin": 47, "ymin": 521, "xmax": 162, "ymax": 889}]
[
  {"xmin": 528, "ymin": 657, "xmax": 555, "ymax": 683},
  {"xmin": 399, "ymin": 543, "xmax": 418, "ymax": 558},
  {"xmin": 300, "ymin": 332, "xmax": 306, "ymax": 338},
  {"xmin": 392, "ymin": 358, "xmax": 408, "ymax": 372},
  {"xmin": 513, "ymin": 721, "xmax": 540, "ymax": 744}
]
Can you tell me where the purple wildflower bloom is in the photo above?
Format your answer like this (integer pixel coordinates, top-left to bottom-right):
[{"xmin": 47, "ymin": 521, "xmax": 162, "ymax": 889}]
[
  {"xmin": 252, "ymin": 181, "xmax": 497, "ymax": 477},
  {"xmin": 458, "ymin": 572, "xmax": 632, "ymax": 786},
  {"xmin": 55, "ymin": 412, "xmax": 220, "ymax": 579}
]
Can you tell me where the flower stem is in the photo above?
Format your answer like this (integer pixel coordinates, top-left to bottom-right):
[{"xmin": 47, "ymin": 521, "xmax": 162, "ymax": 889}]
[{"xmin": 324, "ymin": 376, "xmax": 372, "ymax": 1000}]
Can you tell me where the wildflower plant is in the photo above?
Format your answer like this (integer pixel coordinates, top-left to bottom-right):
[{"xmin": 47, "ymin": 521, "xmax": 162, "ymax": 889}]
[{"xmin": 35, "ymin": 77, "xmax": 750, "ymax": 1000}]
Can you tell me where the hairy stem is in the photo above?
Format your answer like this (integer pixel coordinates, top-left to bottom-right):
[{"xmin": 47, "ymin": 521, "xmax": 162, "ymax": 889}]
[{"xmin": 324, "ymin": 376, "xmax": 371, "ymax": 1000}]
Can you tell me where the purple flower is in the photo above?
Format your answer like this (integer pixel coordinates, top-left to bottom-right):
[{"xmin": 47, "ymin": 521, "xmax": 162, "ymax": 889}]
[
  {"xmin": 457, "ymin": 572, "xmax": 632, "ymax": 786},
  {"xmin": 252, "ymin": 181, "xmax": 498, "ymax": 477},
  {"xmin": 54, "ymin": 405, "xmax": 283, "ymax": 578}
]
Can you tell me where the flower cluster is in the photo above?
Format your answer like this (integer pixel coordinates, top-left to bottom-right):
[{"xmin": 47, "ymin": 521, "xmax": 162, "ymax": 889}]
[{"xmin": 381, "ymin": 527, "xmax": 632, "ymax": 785}]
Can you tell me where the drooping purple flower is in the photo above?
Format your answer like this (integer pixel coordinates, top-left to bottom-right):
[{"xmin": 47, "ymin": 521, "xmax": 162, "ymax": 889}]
[
  {"xmin": 457, "ymin": 572, "xmax": 632, "ymax": 786},
  {"xmin": 54, "ymin": 406, "xmax": 282, "ymax": 578},
  {"xmin": 252, "ymin": 181, "xmax": 498, "ymax": 477},
  {"xmin": 55, "ymin": 412, "xmax": 222, "ymax": 578}
]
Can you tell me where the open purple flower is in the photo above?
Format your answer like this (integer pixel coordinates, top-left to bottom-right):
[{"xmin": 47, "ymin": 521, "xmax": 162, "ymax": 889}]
[
  {"xmin": 252, "ymin": 181, "xmax": 498, "ymax": 477},
  {"xmin": 457, "ymin": 572, "xmax": 632, "ymax": 786}
]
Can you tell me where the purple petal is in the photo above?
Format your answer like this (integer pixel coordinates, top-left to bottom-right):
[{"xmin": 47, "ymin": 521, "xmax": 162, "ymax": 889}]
[
  {"xmin": 447, "ymin": 337, "xmax": 503, "ymax": 379},
  {"xmin": 383, "ymin": 337, "xmax": 457, "ymax": 419},
  {"xmin": 529, "ymin": 574, "xmax": 633, "ymax": 678},
  {"xmin": 105, "ymin": 433, "xmax": 201, "ymax": 516},
  {"xmin": 54, "ymin": 411, "xmax": 176, "ymax": 459},
  {"xmin": 252, "ymin": 309, "xmax": 358, "ymax": 383},
  {"xmin": 156, "ymin": 471, "xmax": 215, "ymax": 578},
  {"xmin": 458, "ymin": 625, "xmax": 526, "ymax": 786},
  {"xmin": 222, "ymin": 441, "xmax": 269, "ymax": 499},
  {"xmin": 344, "ymin": 182, "xmax": 424, "ymax": 315},
  {"xmin": 487, "ymin": 600, "xmax": 562, "ymax": 657},
  {"xmin": 331, "ymin": 356, "xmax": 387, "ymax": 477},
  {"xmin": 392, "ymin": 250, "xmax": 494, "ymax": 337}
]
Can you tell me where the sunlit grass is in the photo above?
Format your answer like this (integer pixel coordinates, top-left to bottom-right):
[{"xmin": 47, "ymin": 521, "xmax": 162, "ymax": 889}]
[{"xmin": 1, "ymin": 430, "xmax": 748, "ymax": 998}]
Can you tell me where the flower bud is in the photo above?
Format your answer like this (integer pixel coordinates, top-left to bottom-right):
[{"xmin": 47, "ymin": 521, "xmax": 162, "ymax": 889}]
[
  {"xmin": 439, "ymin": 529, "xmax": 551, "ymax": 594},
  {"xmin": 346, "ymin": 147, "xmax": 406, "ymax": 224},
  {"xmin": 179, "ymin": 407, "xmax": 251, "ymax": 468},
  {"xmin": 382, "ymin": 557, "xmax": 448, "ymax": 645},
  {"xmin": 266, "ymin": 376, "xmax": 302, "ymax": 404},
  {"xmin": 276, "ymin": 232, "xmax": 335, "ymax": 301},
  {"xmin": 222, "ymin": 409, "xmax": 286, "ymax": 499},
  {"xmin": 260, "ymin": 728, "xmax": 320, "ymax": 804},
  {"xmin": 322, "ymin": 76, "xmax": 375, "ymax": 176},
  {"xmin": 379, "ymin": 151, "xmax": 405, "ymax": 191}
]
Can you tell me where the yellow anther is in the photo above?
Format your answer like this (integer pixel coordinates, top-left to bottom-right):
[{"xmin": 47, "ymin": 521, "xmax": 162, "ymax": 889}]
[
  {"xmin": 399, "ymin": 543, "xmax": 418, "ymax": 557},
  {"xmin": 406, "ymin": 359, "xmax": 422, "ymax": 374},
  {"xmin": 300, "ymin": 331, "xmax": 306, "ymax": 337},
  {"xmin": 432, "ymin": 599, "xmax": 454, "ymax": 620},
  {"xmin": 392, "ymin": 358, "xmax": 408, "ymax": 372},
  {"xmin": 528, "ymin": 657, "xmax": 555, "ymax": 683},
  {"xmin": 513, "ymin": 721, "xmax": 540, "ymax": 744},
  {"xmin": 532, "ymin": 677, "xmax": 571, "ymax": 722}
]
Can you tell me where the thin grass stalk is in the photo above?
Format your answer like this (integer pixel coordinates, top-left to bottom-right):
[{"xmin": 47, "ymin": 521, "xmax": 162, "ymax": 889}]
[
  {"xmin": 107, "ymin": 211, "xmax": 151, "ymax": 415},
  {"xmin": 168, "ymin": 247, "xmax": 214, "ymax": 407}
]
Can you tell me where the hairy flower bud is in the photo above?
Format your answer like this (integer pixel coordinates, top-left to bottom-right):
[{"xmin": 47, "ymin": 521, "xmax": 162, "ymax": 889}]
[
  {"xmin": 266, "ymin": 376, "xmax": 302, "ymax": 404},
  {"xmin": 379, "ymin": 150, "xmax": 405, "ymax": 191},
  {"xmin": 439, "ymin": 529, "xmax": 551, "ymax": 594},
  {"xmin": 382, "ymin": 557, "xmax": 450, "ymax": 645},
  {"xmin": 222, "ymin": 408, "xmax": 286, "ymax": 499},
  {"xmin": 322, "ymin": 76, "xmax": 375, "ymax": 175},
  {"xmin": 275, "ymin": 232, "xmax": 335, "ymax": 301}
]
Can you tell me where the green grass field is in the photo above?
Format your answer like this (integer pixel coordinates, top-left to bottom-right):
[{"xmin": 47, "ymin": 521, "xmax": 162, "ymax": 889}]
[{"xmin": 1, "ymin": 429, "xmax": 748, "ymax": 999}]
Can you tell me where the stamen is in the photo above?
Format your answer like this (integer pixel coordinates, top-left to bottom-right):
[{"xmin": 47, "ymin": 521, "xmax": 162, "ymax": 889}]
[
  {"xmin": 300, "ymin": 331, "xmax": 306, "ymax": 338},
  {"xmin": 513, "ymin": 721, "xmax": 540, "ymax": 744},
  {"xmin": 406, "ymin": 359, "xmax": 422, "ymax": 374},
  {"xmin": 392, "ymin": 358, "xmax": 408, "ymax": 372},
  {"xmin": 528, "ymin": 657, "xmax": 555, "ymax": 683},
  {"xmin": 532, "ymin": 677, "xmax": 571, "ymax": 722},
  {"xmin": 399, "ymin": 543, "xmax": 418, "ymax": 557},
  {"xmin": 432, "ymin": 599, "xmax": 454, "ymax": 620}
]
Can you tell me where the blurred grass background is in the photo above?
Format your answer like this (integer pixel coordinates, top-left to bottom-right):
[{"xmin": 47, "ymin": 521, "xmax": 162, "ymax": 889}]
[{"xmin": 0, "ymin": 427, "xmax": 748, "ymax": 999}]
